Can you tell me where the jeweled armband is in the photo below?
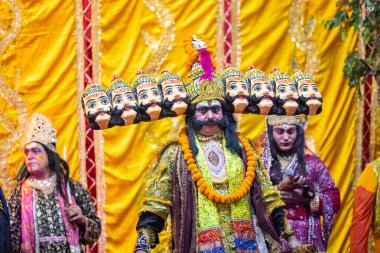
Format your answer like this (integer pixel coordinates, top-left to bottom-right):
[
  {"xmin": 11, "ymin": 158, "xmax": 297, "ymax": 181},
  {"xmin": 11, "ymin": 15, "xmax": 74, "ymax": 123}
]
[{"xmin": 135, "ymin": 227, "xmax": 157, "ymax": 252}]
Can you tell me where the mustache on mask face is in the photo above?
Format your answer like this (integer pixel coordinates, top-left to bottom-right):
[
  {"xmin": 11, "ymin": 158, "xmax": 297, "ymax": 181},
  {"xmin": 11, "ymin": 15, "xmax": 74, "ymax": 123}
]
[
  {"xmin": 299, "ymin": 96, "xmax": 323, "ymax": 104},
  {"xmin": 250, "ymin": 94, "xmax": 274, "ymax": 105},
  {"xmin": 114, "ymin": 105, "xmax": 139, "ymax": 116},
  {"xmin": 276, "ymin": 97, "xmax": 298, "ymax": 106},
  {"xmin": 87, "ymin": 109, "xmax": 112, "ymax": 121},
  {"xmin": 140, "ymin": 101, "xmax": 164, "ymax": 112},
  {"xmin": 225, "ymin": 94, "xmax": 250, "ymax": 104},
  {"xmin": 164, "ymin": 96, "xmax": 191, "ymax": 109}
]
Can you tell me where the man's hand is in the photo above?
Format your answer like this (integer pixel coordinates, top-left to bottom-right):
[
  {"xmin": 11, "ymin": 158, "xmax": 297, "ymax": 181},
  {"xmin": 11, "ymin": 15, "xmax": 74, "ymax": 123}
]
[{"xmin": 66, "ymin": 204, "xmax": 86, "ymax": 227}]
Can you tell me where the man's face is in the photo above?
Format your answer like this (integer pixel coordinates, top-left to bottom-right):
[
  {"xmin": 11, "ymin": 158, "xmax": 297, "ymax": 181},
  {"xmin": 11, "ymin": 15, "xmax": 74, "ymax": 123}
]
[
  {"xmin": 111, "ymin": 86, "xmax": 138, "ymax": 125},
  {"xmin": 24, "ymin": 142, "xmax": 50, "ymax": 177},
  {"xmin": 272, "ymin": 124, "xmax": 297, "ymax": 152},
  {"xmin": 162, "ymin": 78, "xmax": 190, "ymax": 115},
  {"xmin": 194, "ymin": 100, "xmax": 224, "ymax": 136},
  {"xmin": 83, "ymin": 90, "xmax": 112, "ymax": 129},
  {"xmin": 225, "ymin": 76, "xmax": 249, "ymax": 113},
  {"xmin": 250, "ymin": 77, "xmax": 274, "ymax": 114},
  {"xmin": 275, "ymin": 79, "xmax": 299, "ymax": 115},
  {"xmin": 136, "ymin": 82, "xmax": 163, "ymax": 120},
  {"xmin": 298, "ymin": 79, "xmax": 322, "ymax": 115}
]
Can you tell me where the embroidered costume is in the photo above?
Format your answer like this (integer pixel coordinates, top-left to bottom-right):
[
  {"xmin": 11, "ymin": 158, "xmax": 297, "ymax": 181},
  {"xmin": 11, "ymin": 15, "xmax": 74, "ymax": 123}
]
[
  {"xmin": 262, "ymin": 115, "xmax": 340, "ymax": 252},
  {"xmin": 9, "ymin": 113, "xmax": 101, "ymax": 253},
  {"xmin": 134, "ymin": 34, "xmax": 300, "ymax": 253},
  {"xmin": 9, "ymin": 179, "xmax": 101, "ymax": 253},
  {"xmin": 350, "ymin": 157, "xmax": 380, "ymax": 252}
]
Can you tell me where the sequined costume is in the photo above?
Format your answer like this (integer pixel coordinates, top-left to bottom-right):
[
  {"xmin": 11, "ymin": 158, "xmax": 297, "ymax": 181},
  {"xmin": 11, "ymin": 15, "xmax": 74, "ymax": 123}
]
[
  {"xmin": 9, "ymin": 179, "xmax": 101, "ymax": 253},
  {"xmin": 0, "ymin": 187, "xmax": 11, "ymax": 253},
  {"xmin": 350, "ymin": 157, "xmax": 380, "ymax": 253},
  {"xmin": 266, "ymin": 154, "xmax": 340, "ymax": 252},
  {"xmin": 136, "ymin": 132, "xmax": 288, "ymax": 252}
]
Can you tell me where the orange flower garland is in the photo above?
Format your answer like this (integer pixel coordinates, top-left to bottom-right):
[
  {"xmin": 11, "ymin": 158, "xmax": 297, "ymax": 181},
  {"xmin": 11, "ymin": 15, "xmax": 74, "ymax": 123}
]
[{"xmin": 179, "ymin": 128, "xmax": 256, "ymax": 204}]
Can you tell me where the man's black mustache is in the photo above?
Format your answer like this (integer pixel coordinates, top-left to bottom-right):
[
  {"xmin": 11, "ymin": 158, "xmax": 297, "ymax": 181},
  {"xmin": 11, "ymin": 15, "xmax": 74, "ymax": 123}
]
[
  {"xmin": 192, "ymin": 118, "xmax": 226, "ymax": 132},
  {"xmin": 164, "ymin": 96, "xmax": 191, "ymax": 109},
  {"xmin": 87, "ymin": 109, "xmax": 112, "ymax": 121},
  {"xmin": 114, "ymin": 105, "xmax": 139, "ymax": 116},
  {"xmin": 140, "ymin": 101, "xmax": 164, "ymax": 112},
  {"xmin": 250, "ymin": 94, "xmax": 274, "ymax": 105},
  {"xmin": 225, "ymin": 94, "xmax": 250, "ymax": 104}
]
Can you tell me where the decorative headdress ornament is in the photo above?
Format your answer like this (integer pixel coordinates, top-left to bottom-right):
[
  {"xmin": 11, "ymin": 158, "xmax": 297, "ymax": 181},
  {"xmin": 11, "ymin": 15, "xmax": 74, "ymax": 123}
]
[
  {"xmin": 291, "ymin": 69, "xmax": 314, "ymax": 84},
  {"xmin": 22, "ymin": 113, "xmax": 57, "ymax": 152},
  {"xmin": 221, "ymin": 63, "xmax": 246, "ymax": 85},
  {"xmin": 268, "ymin": 67, "xmax": 292, "ymax": 86},
  {"xmin": 184, "ymin": 34, "xmax": 224, "ymax": 103},
  {"xmin": 81, "ymin": 83, "xmax": 108, "ymax": 100},
  {"xmin": 245, "ymin": 65, "xmax": 268, "ymax": 80},
  {"xmin": 131, "ymin": 70, "xmax": 158, "ymax": 92},
  {"xmin": 157, "ymin": 69, "xmax": 184, "ymax": 88},
  {"xmin": 109, "ymin": 75, "xmax": 133, "ymax": 93},
  {"xmin": 266, "ymin": 115, "xmax": 303, "ymax": 126}
]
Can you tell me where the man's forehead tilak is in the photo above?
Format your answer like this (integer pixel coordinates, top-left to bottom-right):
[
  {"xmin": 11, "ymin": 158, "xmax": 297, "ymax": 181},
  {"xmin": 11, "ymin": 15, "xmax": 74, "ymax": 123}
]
[{"xmin": 196, "ymin": 100, "xmax": 221, "ymax": 108}]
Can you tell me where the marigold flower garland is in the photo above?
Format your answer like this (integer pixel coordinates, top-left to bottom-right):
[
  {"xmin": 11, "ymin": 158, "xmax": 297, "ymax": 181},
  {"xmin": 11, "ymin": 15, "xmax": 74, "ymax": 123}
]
[{"xmin": 179, "ymin": 128, "xmax": 256, "ymax": 204}]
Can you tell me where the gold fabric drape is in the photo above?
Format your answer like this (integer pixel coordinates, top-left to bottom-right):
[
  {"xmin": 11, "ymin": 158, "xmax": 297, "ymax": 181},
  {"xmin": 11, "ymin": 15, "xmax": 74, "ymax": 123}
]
[{"xmin": 1, "ymin": 0, "xmax": 357, "ymax": 252}]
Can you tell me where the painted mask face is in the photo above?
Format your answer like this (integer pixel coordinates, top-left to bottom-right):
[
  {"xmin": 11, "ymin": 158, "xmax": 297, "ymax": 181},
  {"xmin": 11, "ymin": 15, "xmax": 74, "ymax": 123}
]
[
  {"xmin": 136, "ymin": 82, "xmax": 163, "ymax": 121},
  {"xmin": 272, "ymin": 124, "xmax": 297, "ymax": 152},
  {"xmin": 83, "ymin": 90, "xmax": 112, "ymax": 129},
  {"xmin": 250, "ymin": 77, "xmax": 274, "ymax": 115},
  {"xmin": 297, "ymin": 79, "xmax": 322, "ymax": 115},
  {"xmin": 111, "ymin": 86, "xmax": 138, "ymax": 125},
  {"xmin": 225, "ymin": 76, "xmax": 249, "ymax": 113},
  {"xmin": 275, "ymin": 79, "xmax": 299, "ymax": 116},
  {"xmin": 161, "ymin": 78, "xmax": 190, "ymax": 115},
  {"xmin": 24, "ymin": 142, "xmax": 50, "ymax": 177}
]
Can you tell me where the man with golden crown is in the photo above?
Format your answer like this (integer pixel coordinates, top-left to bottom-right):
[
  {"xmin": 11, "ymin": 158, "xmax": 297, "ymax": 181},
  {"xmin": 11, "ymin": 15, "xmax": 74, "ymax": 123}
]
[
  {"xmin": 261, "ymin": 115, "xmax": 340, "ymax": 252},
  {"xmin": 135, "ymin": 35, "xmax": 315, "ymax": 253},
  {"xmin": 9, "ymin": 113, "xmax": 101, "ymax": 252}
]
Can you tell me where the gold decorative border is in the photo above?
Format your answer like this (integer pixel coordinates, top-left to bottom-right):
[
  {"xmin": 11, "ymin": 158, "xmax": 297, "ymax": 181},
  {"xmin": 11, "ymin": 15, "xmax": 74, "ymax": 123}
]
[
  {"xmin": 91, "ymin": 0, "xmax": 107, "ymax": 251},
  {"xmin": 141, "ymin": 0, "xmax": 175, "ymax": 75},
  {"xmin": 216, "ymin": 0, "xmax": 225, "ymax": 73},
  {"xmin": 231, "ymin": 0, "xmax": 241, "ymax": 67},
  {"xmin": 74, "ymin": 0, "xmax": 88, "ymax": 188},
  {"xmin": 288, "ymin": 0, "xmax": 319, "ymax": 76},
  {"xmin": 0, "ymin": 0, "xmax": 27, "ymax": 195},
  {"xmin": 370, "ymin": 77, "xmax": 379, "ymax": 160}
]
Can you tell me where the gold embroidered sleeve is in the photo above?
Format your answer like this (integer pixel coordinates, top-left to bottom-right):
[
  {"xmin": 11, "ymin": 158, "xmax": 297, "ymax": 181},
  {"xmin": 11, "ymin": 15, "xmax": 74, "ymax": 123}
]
[
  {"xmin": 255, "ymin": 159, "xmax": 285, "ymax": 213},
  {"xmin": 139, "ymin": 143, "xmax": 179, "ymax": 220}
]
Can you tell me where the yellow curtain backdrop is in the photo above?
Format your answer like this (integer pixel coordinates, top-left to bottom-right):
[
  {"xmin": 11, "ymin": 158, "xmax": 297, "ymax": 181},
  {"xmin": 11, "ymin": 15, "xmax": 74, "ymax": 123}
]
[{"xmin": 0, "ymin": 0, "xmax": 356, "ymax": 252}]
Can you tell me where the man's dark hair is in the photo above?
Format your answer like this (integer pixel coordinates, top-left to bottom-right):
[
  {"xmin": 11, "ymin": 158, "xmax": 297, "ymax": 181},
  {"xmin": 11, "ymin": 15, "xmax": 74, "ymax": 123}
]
[
  {"xmin": 267, "ymin": 125, "xmax": 306, "ymax": 184},
  {"xmin": 185, "ymin": 100, "xmax": 243, "ymax": 157},
  {"xmin": 17, "ymin": 143, "xmax": 70, "ymax": 201}
]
